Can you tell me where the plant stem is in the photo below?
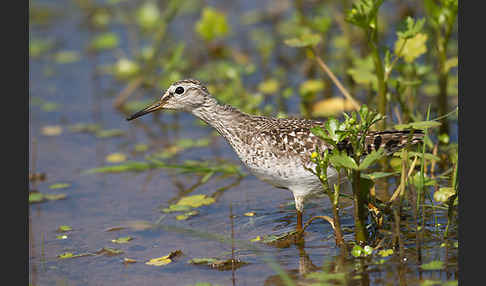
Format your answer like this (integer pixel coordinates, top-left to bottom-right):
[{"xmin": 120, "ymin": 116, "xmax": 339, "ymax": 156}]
[{"xmin": 352, "ymin": 170, "xmax": 368, "ymax": 244}]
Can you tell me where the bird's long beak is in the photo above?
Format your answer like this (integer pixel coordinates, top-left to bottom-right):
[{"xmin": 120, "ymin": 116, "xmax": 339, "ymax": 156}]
[{"xmin": 126, "ymin": 100, "xmax": 165, "ymax": 121}]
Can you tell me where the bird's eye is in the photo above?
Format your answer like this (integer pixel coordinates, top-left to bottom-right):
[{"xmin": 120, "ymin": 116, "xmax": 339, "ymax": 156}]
[{"xmin": 175, "ymin": 86, "xmax": 184, "ymax": 94}]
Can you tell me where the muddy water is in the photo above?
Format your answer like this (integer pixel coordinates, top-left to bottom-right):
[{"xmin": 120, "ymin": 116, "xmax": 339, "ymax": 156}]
[{"xmin": 29, "ymin": 1, "xmax": 457, "ymax": 285}]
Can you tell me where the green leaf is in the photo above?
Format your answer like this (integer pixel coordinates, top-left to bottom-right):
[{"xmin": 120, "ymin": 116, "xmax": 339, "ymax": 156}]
[
  {"xmin": 284, "ymin": 33, "xmax": 321, "ymax": 48},
  {"xmin": 345, "ymin": 0, "xmax": 384, "ymax": 29},
  {"xmin": 258, "ymin": 79, "xmax": 280, "ymax": 94},
  {"xmin": 361, "ymin": 171, "xmax": 398, "ymax": 180},
  {"xmin": 358, "ymin": 149, "xmax": 385, "ymax": 170},
  {"xmin": 54, "ymin": 51, "xmax": 81, "ymax": 64},
  {"xmin": 444, "ymin": 57, "xmax": 458, "ymax": 73},
  {"xmin": 195, "ymin": 7, "xmax": 230, "ymax": 42},
  {"xmin": 176, "ymin": 210, "xmax": 199, "ymax": 220},
  {"xmin": 397, "ymin": 17, "xmax": 425, "ymax": 39},
  {"xmin": 113, "ymin": 58, "xmax": 140, "ymax": 79},
  {"xmin": 57, "ymin": 225, "xmax": 72, "ymax": 232},
  {"xmin": 146, "ymin": 250, "xmax": 182, "ymax": 266},
  {"xmin": 96, "ymin": 247, "xmax": 124, "ymax": 256},
  {"xmin": 49, "ymin": 183, "xmax": 71, "ymax": 189},
  {"xmin": 394, "ymin": 120, "xmax": 440, "ymax": 130},
  {"xmin": 351, "ymin": 245, "xmax": 364, "ymax": 257},
  {"xmin": 420, "ymin": 260, "xmax": 445, "ymax": 270},
  {"xmin": 111, "ymin": 236, "xmax": 134, "ymax": 244},
  {"xmin": 394, "ymin": 33, "xmax": 428, "ymax": 63},
  {"xmin": 433, "ymin": 187, "xmax": 456, "ymax": 203},
  {"xmin": 29, "ymin": 192, "xmax": 45, "ymax": 204},
  {"xmin": 89, "ymin": 33, "xmax": 119, "ymax": 51},
  {"xmin": 329, "ymin": 152, "xmax": 358, "ymax": 170},
  {"xmin": 347, "ymin": 56, "xmax": 377, "ymax": 89},
  {"xmin": 136, "ymin": 1, "xmax": 161, "ymax": 29},
  {"xmin": 378, "ymin": 249, "xmax": 394, "ymax": 257}
]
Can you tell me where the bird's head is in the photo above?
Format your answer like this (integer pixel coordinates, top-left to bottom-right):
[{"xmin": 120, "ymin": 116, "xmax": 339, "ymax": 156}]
[{"xmin": 126, "ymin": 79, "xmax": 212, "ymax": 121}]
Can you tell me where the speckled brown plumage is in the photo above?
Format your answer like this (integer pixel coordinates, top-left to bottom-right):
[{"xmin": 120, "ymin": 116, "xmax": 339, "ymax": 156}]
[{"xmin": 127, "ymin": 78, "xmax": 424, "ymax": 231}]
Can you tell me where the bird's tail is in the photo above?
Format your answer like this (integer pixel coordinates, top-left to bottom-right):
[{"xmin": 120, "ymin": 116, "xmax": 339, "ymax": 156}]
[
  {"xmin": 364, "ymin": 130, "xmax": 424, "ymax": 155},
  {"xmin": 336, "ymin": 130, "xmax": 424, "ymax": 156}
]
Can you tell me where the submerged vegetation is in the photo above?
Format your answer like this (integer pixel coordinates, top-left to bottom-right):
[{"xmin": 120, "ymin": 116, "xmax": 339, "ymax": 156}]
[{"xmin": 30, "ymin": 0, "xmax": 458, "ymax": 285}]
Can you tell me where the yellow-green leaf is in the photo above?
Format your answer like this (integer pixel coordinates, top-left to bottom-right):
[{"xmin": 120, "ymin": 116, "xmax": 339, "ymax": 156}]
[
  {"xmin": 284, "ymin": 33, "xmax": 321, "ymax": 48},
  {"xmin": 258, "ymin": 79, "xmax": 279, "ymax": 95},
  {"xmin": 41, "ymin": 125, "xmax": 63, "ymax": 136},
  {"xmin": 57, "ymin": 225, "xmax": 72, "ymax": 232},
  {"xmin": 312, "ymin": 97, "xmax": 355, "ymax": 117},
  {"xmin": 394, "ymin": 33, "xmax": 428, "ymax": 63},
  {"xmin": 433, "ymin": 187, "xmax": 455, "ymax": 203},
  {"xmin": 299, "ymin": 79, "xmax": 325, "ymax": 95},
  {"xmin": 444, "ymin": 57, "xmax": 458, "ymax": 73},
  {"xmin": 195, "ymin": 7, "xmax": 230, "ymax": 42},
  {"xmin": 105, "ymin": 153, "xmax": 127, "ymax": 163},
  {"xmin": 111, "ymin": 236, "xmax": 133, "ymax": 244},
  {"xmin": 146, "ymin": 250, "xmax": 182, "ymax": 266},
  {"xmin": 176, "ymin": 194, "xmax": 215, "ymax": 208}
]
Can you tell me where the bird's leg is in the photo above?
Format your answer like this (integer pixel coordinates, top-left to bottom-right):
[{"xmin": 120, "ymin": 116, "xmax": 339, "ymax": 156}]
[{"xmin": 296, "ymin": 210, "xmax": 303, "ymax": 233}]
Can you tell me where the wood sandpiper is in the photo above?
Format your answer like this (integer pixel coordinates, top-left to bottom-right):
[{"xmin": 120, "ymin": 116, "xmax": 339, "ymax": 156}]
[{"xmin": 127, "ymin": 79, "xmax": 424, "ymax": 232}]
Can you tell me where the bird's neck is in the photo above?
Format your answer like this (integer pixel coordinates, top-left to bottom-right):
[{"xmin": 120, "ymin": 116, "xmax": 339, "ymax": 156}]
[{"xmin": 191, "ymin": 99, "xmax": 252, "ymax": 141}]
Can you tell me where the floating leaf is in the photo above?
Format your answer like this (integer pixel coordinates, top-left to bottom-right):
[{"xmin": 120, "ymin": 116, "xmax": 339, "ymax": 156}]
[
  {"xmin": 30, "ymin": 38, "xmax": 53, "ymax": 58},
  {"xmin": 41, "ymin": 125, "xmax": 62, "ymax": 136},
  {"xmin": 123, "ymin": 258, "xmax": 137, "ymax": 264},
  {"xmin": 176, "ymin": 210, "xmax": 199, "ymax": 220},
  {"xmin": 123, "ymin": 220, "xmax": 154, "ymax": 231},
  {"xmin": 57, "ymin": 252, "xmax": 94, "ymax": 259},
  {"xmin": 250, "ymin": 236, "xmax": 261, "ymax": 242},
  {"xmin": 111, "ymin": 236, "xmax": 133, "ymax": 244},
  {"xmin": 146, "ymin": 250, "xmax": 182, "ymax": 266},
  {"xmin": 134, "ymin": 144, "xmax": 149, "ymax": 152},
  {"xmin": 105, "ymin": 153, "xmax": 127, "ymax": 163},
  {"xmin": 351, "ymin": 245, "xmax": 373, "ymax": 257},
  {"xmin": 188, "ymin": 257, "xmax": 248, "ymax": 271},
  {"xmin": 394, "ymin": 33, "xmax": 428, "ymax": 63},
  {"xmin": 433, "ymin": 187, "xmax": 456, "ymax": 203},
  {"xmin": 420, "ymin": 260, "xmax": 445, "ymax": 270},
  {"xmin": 57, "ymin": 225, "xmax": 72, "ymax": 232},
  {"xmin": 44, "ymin": 193, "xmax": 67, "ymax": 201},
  {"xmin": 378, "ymin": 249, "xmax": 394, "ymax": 257},
  {"xmin": 177, "ymin": 194, "xmax": 215, "ymax": 208},
  {"xmin": 68, "ymin": 123, "xmax": 102, "ymax": 133},
  {"xmin": 29, "ymin": 192, "xmax": 45, "ymax": 204},
  {"xmin": 96, "ymin": 247, "xmax": 124, "ymax": 256},
  {"xmin": 41, "ymin": 102, "xmax": 60, "ymax": 112},
  {"xmin": 312, "ymin": 98, "xmax": 355, "ymax": 117},
  {"xmin": 54, "ymin": 51, "xmax": 81, "ymax": 64},
  {"xmin": 96, "ymin": 129, "xmax": 125, "ymax": 138},
  {"xmin": 162, "ymin": 204, "xmax": 192, "ymax": 213},
  {"xmin": 49, "ymin": 183, "xmax": 70, "ymax": 189},
  {"xmin": 195, "ymin": 7, "xmax": 230, "ymax": 42},
  {"xmin": 29, "ymin": 192, "xmax": 67, "ymax": 203}
]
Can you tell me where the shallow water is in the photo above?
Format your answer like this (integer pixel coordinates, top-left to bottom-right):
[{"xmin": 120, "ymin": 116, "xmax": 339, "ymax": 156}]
[{"xmin": 29, "ymin": 1, "xmax": 457, "ymax": 285}]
